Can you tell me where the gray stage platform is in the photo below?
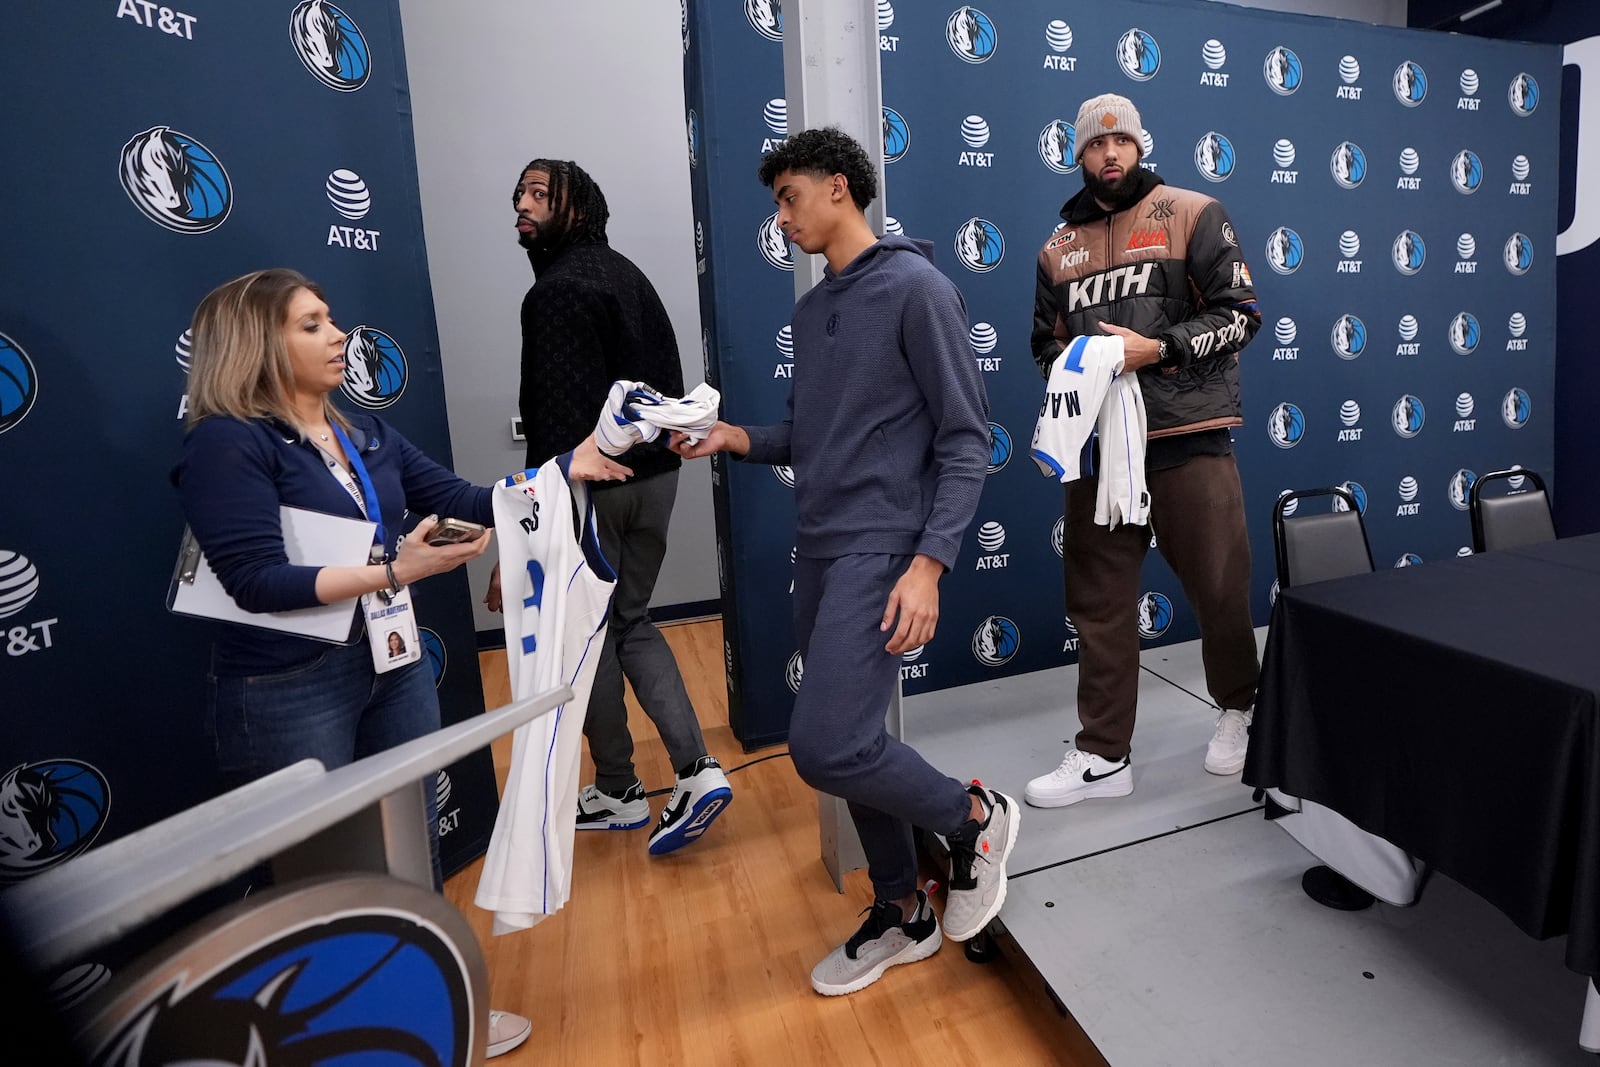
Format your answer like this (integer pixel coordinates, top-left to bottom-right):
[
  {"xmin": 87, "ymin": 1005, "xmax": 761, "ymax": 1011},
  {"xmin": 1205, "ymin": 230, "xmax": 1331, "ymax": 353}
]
[{"xmin": 904, "ymin": 635, "xmax": 1592, "ymax": 1065}]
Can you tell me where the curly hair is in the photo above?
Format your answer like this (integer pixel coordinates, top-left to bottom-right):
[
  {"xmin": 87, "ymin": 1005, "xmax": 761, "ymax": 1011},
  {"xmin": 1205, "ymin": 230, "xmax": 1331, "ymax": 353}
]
[
  {"xmin": 757, "ymin": 127, "xmax": 878, "ymax": 210},
  {"xmin": 515, "ymin": 159, "xmax": 610, "ymax": 243}
]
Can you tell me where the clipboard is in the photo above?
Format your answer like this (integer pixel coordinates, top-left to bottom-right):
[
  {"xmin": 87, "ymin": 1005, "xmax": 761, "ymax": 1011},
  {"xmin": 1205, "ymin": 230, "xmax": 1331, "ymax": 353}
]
[{"xmin": 168, "ymin": 506, "xmax": 378, "ymax": 642}]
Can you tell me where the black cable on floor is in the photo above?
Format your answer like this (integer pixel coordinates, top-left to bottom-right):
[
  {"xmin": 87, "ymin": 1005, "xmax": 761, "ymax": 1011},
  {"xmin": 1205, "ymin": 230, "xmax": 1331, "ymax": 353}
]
[{"xmin": 641, "ymin": 750, "xmax": 791, "ymax": 798}]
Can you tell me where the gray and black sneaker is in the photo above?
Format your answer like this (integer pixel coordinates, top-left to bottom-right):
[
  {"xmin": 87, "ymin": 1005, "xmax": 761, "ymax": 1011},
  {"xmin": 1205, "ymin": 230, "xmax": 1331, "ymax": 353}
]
[
  {"xmin": 943, "ymin": 783, "xmax": 1020, "ymax": 941},
  {"xmin": 810, "ymin": 884, "xmax": 941, "ymax": 996},
  {"xmin": 576, "ymin": 780, "xmax": 650, "ymax": 831}
]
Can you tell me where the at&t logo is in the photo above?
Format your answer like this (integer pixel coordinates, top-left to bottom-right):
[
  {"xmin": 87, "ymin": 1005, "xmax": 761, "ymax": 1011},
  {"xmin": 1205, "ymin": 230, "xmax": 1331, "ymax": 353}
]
[
  {"xmin": 1502, "ymin": 387, "xmax": 1531, "ymax": 428},
  {"xmin": 1510, "ymin": 154, "xmax": 1532, "ymax": 196},
  {"xmin": 1267, "ymin": 401, "xmax": 1304, "ymax": 449},
  {"xmin": 1458, "ymin": 67, "xmax": 1481, "ymax": 110},
  {"xmin": 882, "ymin": 107, "xmax": 910, "ymax": 164},
  {"xmin": 1391, "ymin": 394, "xmax": 1425, "ymax": 439},
  {"xmin": 1193, "ymin": 132, "xmax": 1235, "ymax": 183},
  {"xmin": 435, "ymin": 768, "xmax": 460, "ymax": 836},
  {"xmin": 341, "ymin": 326, "xmax": 408, "ymax": 409},
  {"xmin": 290, "ymin": 1, "xmax": 371, "ymax": 92},
  {"xmin": 1453, "ymin": 391, "xmax": 1477, "ymax": 432},
  {"xmin": 947, "ymin": 7, "xmax": 997, "ymax": 64},
  {"xmin": 759, "ymin": 212, "xmax": 796, "ymax": 271},
  {"xmin": 970, "ymin": 322, "xmax": 1001, "ymax": 372},
  {"xmin": 1450, "ymin": 149, "xmax": 1483, "ymax": 194},
  {"xmin": 1062, "ymin": 612, "xmax": 1079, "ymax": 653},
  {"xmin": 1270, "ymin": 138, "xmax": 1297, "ymax": 184},
  {"xmin": 878, "ymin": 0, "xmax": 899, "ymax": 52},
  {"xmin": 1504, "ymin": 233, "xmax": 1534, "ymax": 275},
  {"xmin": 900, "ymin": 643, "xmax": 928, "ymax": 682},
  {"xmin": 0, "ymin": 332, "xmax": 39, "ymax": 435},
  {"xmin": 1263, "ymin": 45, "xmax": 1303, "ymax": 96},
  {"xmin": 954, "ymin": 218, "xmax": 1004, "ymax": 272},
  {"xmin": 1116, "ymin": 28, "xmax": 1160, "ymax": 82},
  {"xmin": 1038, "ymin": 120, "xmax": 1076, "ymax": 174},
  {"xmin": 1507, "ymin": 312, "xmax": 1528, "ymax": 352},
  {"xmin": 1265, "ymin": 227, "xmax": 1303, "ymax": 275},
  {"xmin": 785, "ymin": 651, "xmax": 804, "ymax": 694},
  {"xmin": 326, "ymin": 170, "xmax": 380, "ymax": 251},
  {"xmin": 1136, "ymin": 592, "xmax": 1172, "ymax": 639},
  {"xmin": 1397, "ymin": 476, "xmax": 1420, "ymax": 517},
  {"xmin": 975, "ymin": 521, "xmax": 1008, "ymax": 570},
  {"xmin": 175, "ymin": 328, "xmax": 192, "ymax": 371},
  {"xmin": 1397, "ymin": 313, "xmax": 1420, "ymax": 356},
  {"xmin": 972, "ymin": 615, "xmax": 1020, "ymax": 666},
  {"xmin": 1330, "ymin": 314, "xmax": 1366, "ymax": 360},
  {"xmin": 1337, "ymin": 55, "xmax": 1362, "ymax": 99},
  {"xmin": 762, "ymin": 98, "xmax": 788, "ymax": 154},
  {"xmin": 745, "ymin": 0, "xmax": 781, "ymax": 42},
  {"xmin": 1392, "ymin": 230, "xmax": 1426, "ymax": 276},
  {"xmin": 1042, "ymin": 19, "xmax": 1075, "ymax": 71},
  {"xmin": 0, "ymin": 759, "xmax": 110, "ymax": 884},
  {"xmin": 1448, "ymin": 468, "xmax": 1477, "ymax": 511},
  {"xmin": 1397, "ymin": 146, "xmax": 1422, "ymax": 191},
  {"xmin": 116, "ymin": 0, "xmax": 197, "ymax": 39},
  {"xmin": 1271, "ymin": 316, "xmax": 1298, "ymax": 361},
  {"xmin": 1, "ymin": 551, "xmax": 59, "ymax": 659},
  {"xmin": 1200, "ymin": 38, "xmax": 1229, "ymax": 87},
  {"xmin": 1330, "ymin": 141, "xmax": 1366, "ymax": 189},
  {"xmin": 1337, "ymin": 399, "xmax": 1362, "ymax": 442},
  {"xmin": 958, "ymin": 115, "xmax": 994, "ymax": 168},
  {"xmin": 986, "ymin": 422, "xmax": 1012, "ymax": 473},
  {"xmin": 119, "ymin": 126, "xmax": 232, "ymax": 234},
  {"xmin": 1393, "ymin": 61, "xmax": 1428, "ymax": 107},
  {"xmin": 1509, "ymin": 72, "xmax": 1540, "ymax": 116},
  {"xmin": 774, "ymin": 324, "xmax": 794, "ymax": 379},
  {"xmin": 1455, "ymin": 232, "xmax": 1478, "ymax": 274},
  {"xmin": 1448, "ymin": 312, "xmax": 1480, "ymax": 355},
  {"xmin": 1337, "ymin": 230, "xmax": 1361, "ymax": 273}
]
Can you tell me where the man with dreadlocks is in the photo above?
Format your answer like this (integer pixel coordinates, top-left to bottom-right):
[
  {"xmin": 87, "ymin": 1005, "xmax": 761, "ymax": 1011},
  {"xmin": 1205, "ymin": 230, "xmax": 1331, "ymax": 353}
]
[{"xmin": 505, "ymin": 159, "xmax": 732, "ymax": 856}]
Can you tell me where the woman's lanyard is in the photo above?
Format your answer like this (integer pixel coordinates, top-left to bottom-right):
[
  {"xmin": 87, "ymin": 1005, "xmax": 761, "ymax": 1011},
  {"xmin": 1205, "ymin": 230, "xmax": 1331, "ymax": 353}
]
[{"xmin": 322, "ymin": 424, "xmax": 387, "ymax": 561}]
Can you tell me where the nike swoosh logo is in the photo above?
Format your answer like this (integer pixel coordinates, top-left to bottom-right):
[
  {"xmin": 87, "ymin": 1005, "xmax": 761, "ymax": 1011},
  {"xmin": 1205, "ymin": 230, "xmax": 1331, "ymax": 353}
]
[
  {"xmin": 1082, "ymin": 765, "xmax": 1126, "ymax": 782},
  {"xmin": 657, "ymin": 792, "xmax": 690, "ymax": 828}
]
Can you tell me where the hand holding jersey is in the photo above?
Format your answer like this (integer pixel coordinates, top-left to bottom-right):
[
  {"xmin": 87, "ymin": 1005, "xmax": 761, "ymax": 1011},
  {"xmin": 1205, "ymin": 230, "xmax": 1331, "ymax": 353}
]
[
  {"xmin": 593, "ymin": 379, "xmax": 722, "ymax": 457},
  {"xmin": 1030, "ymin": 335, "xmax": 1150, "ymax": 529}
]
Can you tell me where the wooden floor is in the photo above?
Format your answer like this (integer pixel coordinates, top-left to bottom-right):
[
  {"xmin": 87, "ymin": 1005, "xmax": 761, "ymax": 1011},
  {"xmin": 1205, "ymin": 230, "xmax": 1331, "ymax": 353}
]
[{"xmin": 445, "ymin": 618, "xmax": 1104, "ymax": 1066}]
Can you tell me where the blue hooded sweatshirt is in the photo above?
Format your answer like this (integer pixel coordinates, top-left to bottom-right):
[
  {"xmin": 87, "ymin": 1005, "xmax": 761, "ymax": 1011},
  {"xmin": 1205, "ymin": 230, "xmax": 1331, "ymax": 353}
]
[{"xmin": 743, "ymin": 236, "xmax": 989, "ymax": 569}]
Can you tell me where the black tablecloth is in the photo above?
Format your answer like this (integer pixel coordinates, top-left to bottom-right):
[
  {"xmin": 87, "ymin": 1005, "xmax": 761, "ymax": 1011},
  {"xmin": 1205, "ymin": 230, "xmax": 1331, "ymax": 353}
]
[{"xmin": 1245, "ymin": 533, "xmax": 1600, "ymax": 977}]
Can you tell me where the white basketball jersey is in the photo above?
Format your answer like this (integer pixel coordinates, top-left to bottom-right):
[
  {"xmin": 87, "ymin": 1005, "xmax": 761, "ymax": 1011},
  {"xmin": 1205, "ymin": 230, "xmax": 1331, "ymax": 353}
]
[
  {"xmin": 475, "ymin": 455, "xmax": 615, "ymax": 934},
  {"xmin": 1031, "ymin": 335, "xmax": 1150, "ymax": 528}
]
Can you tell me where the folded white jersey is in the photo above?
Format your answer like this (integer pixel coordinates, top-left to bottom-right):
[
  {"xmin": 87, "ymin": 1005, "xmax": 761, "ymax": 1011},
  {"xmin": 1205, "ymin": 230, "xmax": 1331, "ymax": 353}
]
[
  {"xmin": 593, "ymin": 381, "xmax": 722, "ymax": 456},
  {"xmin": 1031, "ymin": 335, "xmax": 1150, "ymax": 529}
]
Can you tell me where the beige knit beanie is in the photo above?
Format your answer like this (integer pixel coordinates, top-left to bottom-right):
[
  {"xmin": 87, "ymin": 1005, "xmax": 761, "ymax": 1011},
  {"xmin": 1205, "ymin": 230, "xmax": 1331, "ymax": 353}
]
[{"xmin": 1073, "ymin": 93, "xmax": 1144, "ymax": 162}]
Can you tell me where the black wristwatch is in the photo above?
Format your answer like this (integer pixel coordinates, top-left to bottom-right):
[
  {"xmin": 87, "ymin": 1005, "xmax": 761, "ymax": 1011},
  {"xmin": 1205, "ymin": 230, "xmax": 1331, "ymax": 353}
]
[{"xmin": 1156, "ymin": 337, "xmax": 1171, "ymax": 363}]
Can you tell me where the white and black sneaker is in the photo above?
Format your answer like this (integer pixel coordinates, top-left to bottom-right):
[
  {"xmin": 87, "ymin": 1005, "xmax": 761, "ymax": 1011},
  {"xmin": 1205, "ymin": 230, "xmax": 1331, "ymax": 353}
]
[
  {"xmin": 1024, "ymin": 749, "xmax": 1133, "ymax": 808},
  {"xmin": 811, "ymin": 884, "xmax": 942, "ymax": 996},
  {"xmin": 647, "ymin": 755, "xmax": 732, "ymax": 856},
  {"xmin": 576, "ymin": 780, "xmax": 650, "ymax": 831}
]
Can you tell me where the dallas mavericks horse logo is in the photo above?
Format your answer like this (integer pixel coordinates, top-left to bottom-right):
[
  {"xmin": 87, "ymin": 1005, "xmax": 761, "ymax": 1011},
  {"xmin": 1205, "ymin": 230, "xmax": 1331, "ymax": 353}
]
[
  {"xmin": 1267, "ymin": 402, "xmax": 1304, "ymax": 449},
  {"xmin": 986, "ymin": 422, "xmax": 1012, "ymax": 473},
  {"xmin": 1136, "ymin": 593, "xmax": 1172, "ymax": 638},
  {"xmin": 971, "ymin": 615, "xmax": 1020, "ymax": 666},
  {"xmin": 0, "ymin": 760, "xmax": 110, "ymax": 885},
  {"xmin": 785, "ymin": 651, "xmax": 804, "ymax": 693},
  {"xmin": 1392, "ymin": 230, "xmax": 1426, "ymax": 275},
  {"xmin": 1265, "ymin": 227, "xmax": 1303, "ymax": 275},
  {"xmin": 340, "ymin": 326, "xmax": 408, "ymax": 409},
  {"xmin": 1193, "ymin": 132, "xmax": 1235, "ymax": 183},
  {"xmin": 1448, "ymin": 468, "xmax": 1478, "ymax": 511},
  {"xmin": 1504, "ymin": 233, "xmax": 1534, "ymax": 275},
  {"xmin": 1330, "ymin": 142, "xmax": 1367, "ymax": 189},
  {"xmin": 119, "ymin": 127, "xmax": 232, "ymax": 234},
  {"xmin": 946, "ymin": 7, "xmax": 997, "ymax": 64},
  {"xmin": 745, "ymin": 0, "xmax": 782, "ymax": 43},
  {"xmin": 882, "ymin": 107, "xmax": 910, "ymax": 164},
  {"xmin": 1393, "ymin": 60, "xmax": 1428, "ymax": 106},
  {"xmin": 1038, "ymin": 120, "xmax": 1077, "ymax": 174},
  {"xmin": 1448, "ymin": 312, "xmax": 1481, "ymax": 355},
  {"xmin": 1450, "ymin": 149, "xmax": 1483, "ymax": 194},
  {"xmin": 1263, "ymin": 46, "xmax": 1303, "ymax": 95},
  {"xmin": 0, "ymin": 332, "xmax": 39, "ymax": 435},
  {"xmin": 1502, "ymin": 387, "xmax": 1531, "ymax": 428},
  {"xmin": 1332, "ymin": 481, "xmax": 1368, "ymax": 514},
  {"xmin": 90, "ymin": 914, "xmax": 472, "ymax": 1066},
  {"xmin": 1330, "ymin": 315, "xmax": 1367, "ymax": 360},
  {"xmin": 289, "ymin": 1, "xmax": 371, "ymax": 92},
  {"xmin": 955, "ymin": 218, "xmax": 1004, "ymax": 273},
  {"xmin": 758, "ymin": 212, "xmax": 796, "ymax": 270},
  {"xmin": 1392, "ymin": 395, "xmax": 1426, "ymax": 438},
  {"xmin": 1116, "ymin": 28, "xmax": 1161, "ymax": 81},
  {"xmin": 1509, "ymin": 72, "xmax": 1540, "ymax": 115},
  {"xmin": 687, "ymin": 110, "xmax": 700, "ymax": 168}
]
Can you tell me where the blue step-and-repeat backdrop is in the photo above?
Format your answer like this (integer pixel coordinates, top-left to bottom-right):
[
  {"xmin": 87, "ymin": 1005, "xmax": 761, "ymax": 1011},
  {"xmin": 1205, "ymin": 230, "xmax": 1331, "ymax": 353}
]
[
  {"xmin": 686, "ymin": 0, "xmax": 1561, "ymax": 748},
  {"xmin": 0, "ymin": 1, "xmax": 501, "ymax": 902}
]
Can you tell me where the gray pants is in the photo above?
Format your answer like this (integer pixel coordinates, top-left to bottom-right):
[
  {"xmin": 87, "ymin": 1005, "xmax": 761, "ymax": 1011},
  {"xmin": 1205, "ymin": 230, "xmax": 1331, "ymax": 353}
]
[{"xmin": 585, "ymin": 470, "xmax": 707, "ymax": 792}]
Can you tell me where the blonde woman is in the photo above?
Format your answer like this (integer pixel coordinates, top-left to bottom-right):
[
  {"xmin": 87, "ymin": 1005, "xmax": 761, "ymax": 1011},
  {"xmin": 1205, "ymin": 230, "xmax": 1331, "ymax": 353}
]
[{"xmin": 173, "ymin": 268, "xmax": 627, "ymax": 1057}]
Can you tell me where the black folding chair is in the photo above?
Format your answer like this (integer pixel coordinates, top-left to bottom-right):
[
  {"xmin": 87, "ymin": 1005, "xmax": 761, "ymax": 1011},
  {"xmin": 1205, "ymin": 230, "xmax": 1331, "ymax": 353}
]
[
  {"xmin": 1469, "ymin": 468, "xmax": 1555, "ymax": 553},
  {"xmin": 1272, "ymin": 486, "xmax": 1373, "ymax": 589},
  {"xmin": 1268, "ymin": 487, "xmax": 1423, "ymax": 911}
]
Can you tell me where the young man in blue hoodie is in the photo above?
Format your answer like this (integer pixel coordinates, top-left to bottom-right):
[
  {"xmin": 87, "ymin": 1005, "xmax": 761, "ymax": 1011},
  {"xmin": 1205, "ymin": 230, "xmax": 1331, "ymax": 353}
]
[{"xmin": 673, "ymin": 127, "xmax": 1019, "ymax": 996}]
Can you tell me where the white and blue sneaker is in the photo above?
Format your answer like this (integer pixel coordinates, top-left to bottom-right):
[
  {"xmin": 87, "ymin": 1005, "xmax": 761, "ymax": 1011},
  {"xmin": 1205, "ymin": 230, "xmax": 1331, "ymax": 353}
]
[
  {"xmin": 575, "ymin": 780, "xmax": 650, "ymax": 831},
  {"xmin": 647, "ymin": 755, "xmax": 732, "ymax": 855}
]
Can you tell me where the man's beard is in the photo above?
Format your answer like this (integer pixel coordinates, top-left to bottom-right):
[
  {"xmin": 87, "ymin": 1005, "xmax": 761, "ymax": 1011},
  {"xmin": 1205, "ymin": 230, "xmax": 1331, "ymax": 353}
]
[
  {"xmin": 1083, "ymin": 164, "xmax": 1142, "ymax": 208},
  {"xmin": 517, "ymin": 215, "xmax": 568, "ymax": 252}
]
